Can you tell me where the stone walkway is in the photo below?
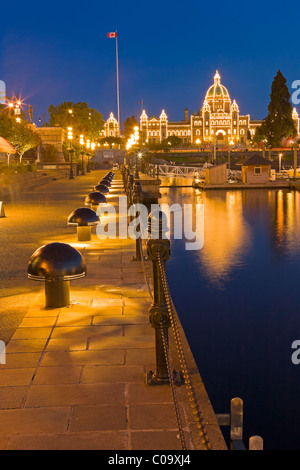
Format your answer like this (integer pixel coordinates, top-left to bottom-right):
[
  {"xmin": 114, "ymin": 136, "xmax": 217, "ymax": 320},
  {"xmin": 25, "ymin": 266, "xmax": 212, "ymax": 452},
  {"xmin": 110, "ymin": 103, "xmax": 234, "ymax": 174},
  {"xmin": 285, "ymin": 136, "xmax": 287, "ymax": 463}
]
[{"xmin": 0, "ymin": 171, "xmax": 226, "ymax": 450}]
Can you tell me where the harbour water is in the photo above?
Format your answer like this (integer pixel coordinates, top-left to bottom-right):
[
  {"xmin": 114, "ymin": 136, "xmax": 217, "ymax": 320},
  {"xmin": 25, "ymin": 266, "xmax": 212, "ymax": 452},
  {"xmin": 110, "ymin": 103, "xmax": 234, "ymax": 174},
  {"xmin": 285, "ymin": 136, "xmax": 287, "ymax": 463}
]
[{"xmin": 160, "ymin": 187, "xmax": 300, "ymax": 450}]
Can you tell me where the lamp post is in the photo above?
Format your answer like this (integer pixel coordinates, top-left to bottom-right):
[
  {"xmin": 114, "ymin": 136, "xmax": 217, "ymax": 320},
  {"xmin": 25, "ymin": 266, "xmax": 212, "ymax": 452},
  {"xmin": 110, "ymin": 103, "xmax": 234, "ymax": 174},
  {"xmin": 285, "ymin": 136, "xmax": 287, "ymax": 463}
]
[
  {"xmin": 293, "ymin": 144, "xmax": 298, "ymax": 180},
  {"xmin": 86, "ymin": 139, "xmax": 91, "ymax": 173},
  {"xmin": 278, "ymin": 153, "xmax": 282, "ymax": 173},
  {"xmin": 80, "ymin": 135, "xmax": 85, "ymax": 175},
  {"xmin": 135, "ymin": 152, "xmax": 142, "ymax": 179},
  {"xmin": 228, "ymin": 140, "xmax": 234, "ymax": 171},
  {"xmin": 68, "ymin": 127, "xmax": 74, "ymax": 179}
]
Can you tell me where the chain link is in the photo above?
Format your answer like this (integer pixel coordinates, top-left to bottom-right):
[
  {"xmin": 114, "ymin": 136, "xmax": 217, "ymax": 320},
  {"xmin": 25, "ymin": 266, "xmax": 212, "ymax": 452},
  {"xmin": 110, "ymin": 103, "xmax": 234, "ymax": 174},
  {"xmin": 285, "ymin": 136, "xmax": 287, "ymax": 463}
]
[
  {"xmin": 160, "ymin": 321, "xmax": 187, "ymax": 450},
  {"xmin": 157, "ymin": 250, "xmax": 211, "ymax": 451},
  {"xmin": 122, "ymin": 169, "xmax": 211, "ymax": 450}
]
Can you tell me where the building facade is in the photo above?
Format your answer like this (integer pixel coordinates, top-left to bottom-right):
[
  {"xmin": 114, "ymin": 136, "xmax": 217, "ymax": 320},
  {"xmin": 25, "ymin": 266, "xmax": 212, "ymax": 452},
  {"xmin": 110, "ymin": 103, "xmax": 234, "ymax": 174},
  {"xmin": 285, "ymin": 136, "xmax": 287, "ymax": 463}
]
[
  {"xmin": 139, "ymin": 71, "xmax": 300, "ymax": 148},
  {"xmin": 101, "ymin": 112, "xmax": 120, "ymax": 138}
]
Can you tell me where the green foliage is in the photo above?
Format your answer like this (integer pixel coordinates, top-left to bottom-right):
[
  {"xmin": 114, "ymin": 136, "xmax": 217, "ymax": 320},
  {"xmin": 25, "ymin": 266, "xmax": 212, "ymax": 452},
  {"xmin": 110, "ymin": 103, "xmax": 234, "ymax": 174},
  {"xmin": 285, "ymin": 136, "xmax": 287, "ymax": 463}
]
[
  {"xmin": 123, "ymin": 116, "xmax": 139, "ymax": 140},
  {"xmin": 40, "ymin": 144, "xmax": 59, "ymax": 163},
  {"xmin": 48, "ymin": 101, "xmax": 104, "ymax": 141},
  {"xmin": 100, "ymin": 136, "xmax": 122, "ymax": 148},
  {"xmin": 0, "ymin": 113, "xmax": 41, "ymax": 161},
  {"xmin": 254, "ymin": 70, "xmax": 297, "ymax": 147},
  {"xmin": 162, "ymin": 135, "xmax": 182, "ymax": 148},
  {"xmin": 0, "ymin": 163, "xmax": 37, "ymax": 175}
]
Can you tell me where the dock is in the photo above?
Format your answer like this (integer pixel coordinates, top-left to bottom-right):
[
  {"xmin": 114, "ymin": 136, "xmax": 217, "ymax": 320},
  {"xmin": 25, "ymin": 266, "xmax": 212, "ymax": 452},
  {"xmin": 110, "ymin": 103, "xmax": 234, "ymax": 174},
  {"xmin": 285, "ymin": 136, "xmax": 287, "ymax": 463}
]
[
  {"xmin": 192, "ymin": 181, "xmax": 291, "ymax": 190},
  {"xmin": 0, "ymin": 169, "xmax": 227, "ymax": 450}
]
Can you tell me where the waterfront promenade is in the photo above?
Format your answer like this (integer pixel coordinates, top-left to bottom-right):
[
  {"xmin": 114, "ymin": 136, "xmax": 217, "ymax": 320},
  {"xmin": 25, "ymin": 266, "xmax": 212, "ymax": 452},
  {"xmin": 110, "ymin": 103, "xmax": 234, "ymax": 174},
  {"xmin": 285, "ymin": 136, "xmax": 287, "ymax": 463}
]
[{"xmin": 0, "ymin": 170, "xmax": 226, "ymax": 450}]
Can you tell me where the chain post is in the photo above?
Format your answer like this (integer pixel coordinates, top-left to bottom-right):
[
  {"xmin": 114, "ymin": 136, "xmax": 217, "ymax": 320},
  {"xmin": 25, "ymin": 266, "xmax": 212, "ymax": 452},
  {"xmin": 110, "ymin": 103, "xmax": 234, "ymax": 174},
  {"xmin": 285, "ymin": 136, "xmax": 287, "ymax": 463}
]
[
  {"xmin": 132, "ymin": 182, "xmax": 142, "ymax": 262},
  {"xmin": 146, "ymin": 209, "xmax": 178, "ymax": 385}
]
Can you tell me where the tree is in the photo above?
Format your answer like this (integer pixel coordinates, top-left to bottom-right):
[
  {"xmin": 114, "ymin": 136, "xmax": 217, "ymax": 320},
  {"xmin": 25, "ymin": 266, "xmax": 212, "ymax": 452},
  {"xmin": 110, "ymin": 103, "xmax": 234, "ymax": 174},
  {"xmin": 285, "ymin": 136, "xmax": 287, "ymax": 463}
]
[
  {"xmin": 254, "ymin": 70, "xmax": 297, "ymax": 147},
  {"xmin": 48, "ymin": 101, "xmax": 104, "ymax": 141},
  {"xmin": 40, "ymin": 144, "xmax": 59, "ymax": 163},
  {"xmin": 0, "ymin": 114, "xmax": 41, "ymax": 163},
  {"xmin": 123, "ymin": 115, "xmax": 139, "ymax": 141},
  {"xmin": 100, "ymin": 136, "xmax": 123, "ymax": 149},
  {"xmin": 162, "ymin": 135, "xmax": 182, "ymax": 148}
]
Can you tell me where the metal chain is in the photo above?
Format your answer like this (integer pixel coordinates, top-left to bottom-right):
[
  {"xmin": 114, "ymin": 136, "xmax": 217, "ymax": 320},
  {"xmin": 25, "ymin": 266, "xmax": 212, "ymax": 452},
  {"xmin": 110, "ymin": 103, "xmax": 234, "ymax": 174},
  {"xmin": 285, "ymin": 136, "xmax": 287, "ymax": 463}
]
[
  {"xmin": 160, "ymin": 321, "xmax": 187, "ymax": 450},
  {"xmin": 157, "ymin": 250, "xmax": 211, "ymax": 451},
  {"xmin": 138, "ymin": 237, "xmax": 154, "ymax": 299},
  {"xmin": 122, "ymin": 170, "xmax": 210, "ymax": 450}
]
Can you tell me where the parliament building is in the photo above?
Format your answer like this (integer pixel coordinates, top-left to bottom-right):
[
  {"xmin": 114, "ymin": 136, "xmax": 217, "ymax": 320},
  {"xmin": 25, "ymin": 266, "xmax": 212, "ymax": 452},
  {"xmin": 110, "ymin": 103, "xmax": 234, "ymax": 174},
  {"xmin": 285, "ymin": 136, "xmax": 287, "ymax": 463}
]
[{"xmin": 139, "ymin": 70, "xmax": 300, "ymax": 148}]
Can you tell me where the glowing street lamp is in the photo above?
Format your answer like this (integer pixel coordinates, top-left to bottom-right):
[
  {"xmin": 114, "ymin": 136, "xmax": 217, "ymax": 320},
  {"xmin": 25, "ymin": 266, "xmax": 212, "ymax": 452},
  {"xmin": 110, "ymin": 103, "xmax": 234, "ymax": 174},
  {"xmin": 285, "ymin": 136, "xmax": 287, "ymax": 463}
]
[
  {"xmin": 80, "ymin": 135, "xmax": 85, "ymax": 175},
  {"xmin": 278, "ymin": 153, "xmax": 282, "ymax": 173},
  {"xmin": 68, "ymin": 127, "xmax": 74, "ymax": 180},
  {"xmin": 228, "ymin": 139, "xmax": 234, "ymax": 171},
  {"xmin": 86, "ymin": 139, "xmax": 91, "ymax": 173}
]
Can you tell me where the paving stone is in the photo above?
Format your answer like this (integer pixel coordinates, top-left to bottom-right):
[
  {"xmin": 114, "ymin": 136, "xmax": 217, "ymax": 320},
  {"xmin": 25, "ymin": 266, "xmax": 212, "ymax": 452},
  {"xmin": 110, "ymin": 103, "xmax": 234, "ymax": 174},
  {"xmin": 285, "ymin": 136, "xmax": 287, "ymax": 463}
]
[
  {"xmin": 7, "ymin": 431, "xmax": 128, "ymax": 450},
  {"xmin": 24, "ymin": 383, "xmax": 125, "ymax": 407},
  {"xmin": 40, "ymin": 350, "xmax": 125, "ymax": 367},
  {"xmin": 11, "ymin": 328, "xmax": 53, "ymax": 340},
  {"xmin": 0, "ymin": 386, "xmax": 28, "ymax": 409},
  {"xmin": 69, "ymin": 405, "xmax": 127, "ymax": 432},
  {"xmin": 5, "ymin": 339, "xmax": 47, "ymax": 354},
  {"xmin": 0, "ymin": 407, "xmax": 70, "ymax": 434},
  {"xmin": 130, "ymin": 430, "xmax": 185, "ymax": 450},
  {"xmin": 89, "ymin": 335, "xmax": 154, "ymax": 350},
  {"xmin": 81, "ymin": 365, "xmax": 145, "ymax": 384},
  {"xmin": 129, "ymin": 403, "xmax": 180, "ymax": 430},
  {"xmin": 33, "ymin": 366, "xmax": 82, "ymax": 385},
  {"xmin": 0, "ymin": 368, "xmax": 35, "ymax": 386},
  {"xmin": 50, "ymin": 325, "xmax": 124, "ymax": 338},
  {"xmin": 1, "ymin": 353, "xmax": 41, "ymax": 369},
  {"xmin": 46, "ymin": 338, "xmax": 88, "ymax": 351}
]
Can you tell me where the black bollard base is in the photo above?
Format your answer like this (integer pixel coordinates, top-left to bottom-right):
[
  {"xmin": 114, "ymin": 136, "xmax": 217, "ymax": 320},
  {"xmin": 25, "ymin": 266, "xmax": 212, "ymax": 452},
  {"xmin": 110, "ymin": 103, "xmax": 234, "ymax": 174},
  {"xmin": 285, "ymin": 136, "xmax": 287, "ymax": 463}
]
[
  {"xmin": 45, "ymin": 279, "xmax": 70, "ymax": 309},
  {"xmin": 146, "ymin": 369, "xmax": 182, "ymax": 386}
]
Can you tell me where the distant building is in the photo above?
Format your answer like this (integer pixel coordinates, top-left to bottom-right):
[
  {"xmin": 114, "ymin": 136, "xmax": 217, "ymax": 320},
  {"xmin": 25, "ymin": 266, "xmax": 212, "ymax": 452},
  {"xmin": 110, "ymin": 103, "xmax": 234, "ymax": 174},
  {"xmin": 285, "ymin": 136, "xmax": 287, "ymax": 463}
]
[
  {"xmin": 0, "ymin": 80, "xmax": 6, "ymax": 105},
  {"xmin": 241, "ymin": 154, "xmax": 272, "ymax": 184},
  {"xmin": 139, "ymin": 71, "xmax": 300, "ymax": 147},
  {"xmin": 102, "ymin": 112, "xmax": 120, "ymax": 138}
]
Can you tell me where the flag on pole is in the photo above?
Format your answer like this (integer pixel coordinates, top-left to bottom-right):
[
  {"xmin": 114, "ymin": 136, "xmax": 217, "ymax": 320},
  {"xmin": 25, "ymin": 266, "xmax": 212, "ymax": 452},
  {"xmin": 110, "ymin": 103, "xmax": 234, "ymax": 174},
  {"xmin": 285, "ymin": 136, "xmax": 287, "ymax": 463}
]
[{"xmin": 107, "ymin": 32, "xmax": 117, "ymax": 38}]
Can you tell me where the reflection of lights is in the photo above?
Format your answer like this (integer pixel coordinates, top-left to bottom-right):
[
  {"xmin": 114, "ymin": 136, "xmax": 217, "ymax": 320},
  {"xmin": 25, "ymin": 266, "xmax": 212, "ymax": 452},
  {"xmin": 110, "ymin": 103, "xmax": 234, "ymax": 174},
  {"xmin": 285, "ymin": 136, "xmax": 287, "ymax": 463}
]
[{"xmin": 69, "ymin": 243, "xmax": 91, "ymax": 249}]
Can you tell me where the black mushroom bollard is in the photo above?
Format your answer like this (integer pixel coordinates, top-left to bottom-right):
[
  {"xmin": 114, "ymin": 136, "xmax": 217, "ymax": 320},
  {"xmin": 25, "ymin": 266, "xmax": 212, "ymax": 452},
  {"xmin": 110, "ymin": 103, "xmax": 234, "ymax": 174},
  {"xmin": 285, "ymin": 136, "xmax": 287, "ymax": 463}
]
[
  {"xmin": 132, "ymin": 181, "xmax": 143, "ymax": 261},
  {"xmin": 146, "ymin": 209, "xmax": 179, "ymax": 385},
  {"xmin": 85, "ymin": 191, "xmax": 107, "ymax": 212},
  {"xmin": 27, "ymin": 242, "xmax": 86, "ymax": 308},
  {"xmin": 94, "ymin": 183, "xmax": 109, "ymax": 194},
  {"xmin": 99, "ymin": 179, "xmax": 111, "ymax": 187},
  {"xmin": 68, "ymin": 207, "xmax": 99, "ymax": 241}
]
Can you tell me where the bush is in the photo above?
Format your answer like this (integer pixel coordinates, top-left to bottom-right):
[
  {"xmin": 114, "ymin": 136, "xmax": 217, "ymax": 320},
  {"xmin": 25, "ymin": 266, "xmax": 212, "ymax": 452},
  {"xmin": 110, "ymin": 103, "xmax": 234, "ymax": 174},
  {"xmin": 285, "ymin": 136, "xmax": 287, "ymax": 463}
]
[{"xmin": 0, "ymin": 163, "xmax": 37, "ymax": 175}]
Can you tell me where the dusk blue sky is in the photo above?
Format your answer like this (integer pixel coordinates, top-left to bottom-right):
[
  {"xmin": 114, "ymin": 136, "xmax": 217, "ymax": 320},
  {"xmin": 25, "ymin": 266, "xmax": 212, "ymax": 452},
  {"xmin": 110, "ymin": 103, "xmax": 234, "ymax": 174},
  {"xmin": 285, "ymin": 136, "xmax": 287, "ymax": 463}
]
[{"xmin": 0, "ymin": 0, "xmax": 299, "ymax": 127}]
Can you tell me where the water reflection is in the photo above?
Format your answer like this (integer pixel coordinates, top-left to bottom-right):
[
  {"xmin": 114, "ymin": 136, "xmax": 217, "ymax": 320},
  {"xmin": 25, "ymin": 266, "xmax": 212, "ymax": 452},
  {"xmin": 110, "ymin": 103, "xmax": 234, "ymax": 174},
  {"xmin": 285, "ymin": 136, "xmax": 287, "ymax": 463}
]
[
  {"xmin": 161, "ymin": 189, "xmax": 252, "ymax": 288},
  {"xmin": 160, "ymin": 186, "xmax": 300, "ymax": 449},
  {"xmin": 161, "ymin": 188, "xmax": 300, "ymax": 288}
]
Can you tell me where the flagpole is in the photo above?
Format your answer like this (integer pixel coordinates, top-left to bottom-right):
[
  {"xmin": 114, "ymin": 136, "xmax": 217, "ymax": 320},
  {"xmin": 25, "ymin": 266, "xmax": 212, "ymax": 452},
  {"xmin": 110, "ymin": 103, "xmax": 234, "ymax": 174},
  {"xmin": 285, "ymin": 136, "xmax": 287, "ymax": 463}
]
[{"xmin": 115, "ymin": 31, "xmax": 120, "ymax": 134}]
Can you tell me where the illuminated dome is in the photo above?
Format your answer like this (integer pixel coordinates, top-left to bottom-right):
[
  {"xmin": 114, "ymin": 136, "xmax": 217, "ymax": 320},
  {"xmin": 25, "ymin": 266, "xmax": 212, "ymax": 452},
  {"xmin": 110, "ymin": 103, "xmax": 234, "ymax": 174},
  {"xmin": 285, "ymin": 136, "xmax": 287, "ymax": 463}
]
[{"xmin": 205, "ymin": 71, "xmax": 230, "ymax": 100}]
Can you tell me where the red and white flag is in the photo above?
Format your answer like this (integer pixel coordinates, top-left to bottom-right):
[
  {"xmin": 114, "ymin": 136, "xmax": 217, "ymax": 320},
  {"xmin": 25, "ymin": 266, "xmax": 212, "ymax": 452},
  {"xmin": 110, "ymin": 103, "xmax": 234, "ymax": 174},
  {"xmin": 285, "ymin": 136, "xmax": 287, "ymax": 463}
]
[{"xmin": 107, "ymin": 32, "xmax": 117, "ymax": 38}]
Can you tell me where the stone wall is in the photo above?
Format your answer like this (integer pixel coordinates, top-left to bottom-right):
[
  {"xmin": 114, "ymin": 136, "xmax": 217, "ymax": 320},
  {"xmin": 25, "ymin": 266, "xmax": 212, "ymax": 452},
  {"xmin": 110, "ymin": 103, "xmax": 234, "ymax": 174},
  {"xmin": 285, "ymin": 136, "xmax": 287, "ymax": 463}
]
[{"xmin": 35, "ymin": 127, "xmax": 65, "ymax": 162}]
